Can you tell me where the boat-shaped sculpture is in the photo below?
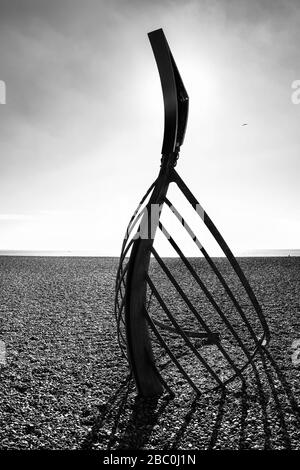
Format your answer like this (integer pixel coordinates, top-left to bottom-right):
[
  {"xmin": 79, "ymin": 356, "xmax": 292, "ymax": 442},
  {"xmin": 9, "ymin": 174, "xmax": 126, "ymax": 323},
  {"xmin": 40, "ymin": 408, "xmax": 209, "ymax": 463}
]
[{"xmin": 115, "ymin": 28, "xmax": 270, "ymax": 397}]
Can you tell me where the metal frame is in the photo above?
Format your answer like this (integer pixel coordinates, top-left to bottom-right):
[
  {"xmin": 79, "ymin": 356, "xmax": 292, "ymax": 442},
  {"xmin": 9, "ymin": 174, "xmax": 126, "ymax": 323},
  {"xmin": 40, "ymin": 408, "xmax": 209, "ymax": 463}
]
[{"xmin": 115, "ymin": 28, "xmax": 270, "ymax": 397}]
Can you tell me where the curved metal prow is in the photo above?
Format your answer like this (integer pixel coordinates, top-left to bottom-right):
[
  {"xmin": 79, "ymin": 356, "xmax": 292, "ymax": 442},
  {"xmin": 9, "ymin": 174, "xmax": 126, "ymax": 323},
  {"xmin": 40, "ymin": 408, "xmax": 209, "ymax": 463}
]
[{"xmin": 148, "ymin": 28, "xmax": 189, "ymax": 156}]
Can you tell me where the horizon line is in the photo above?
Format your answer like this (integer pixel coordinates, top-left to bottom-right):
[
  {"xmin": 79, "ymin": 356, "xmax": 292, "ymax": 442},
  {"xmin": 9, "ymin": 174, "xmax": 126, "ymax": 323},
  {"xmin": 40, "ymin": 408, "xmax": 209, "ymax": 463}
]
[{"xmin": 0, "ymin": 249, "xmax": 300, "ymax": 258}]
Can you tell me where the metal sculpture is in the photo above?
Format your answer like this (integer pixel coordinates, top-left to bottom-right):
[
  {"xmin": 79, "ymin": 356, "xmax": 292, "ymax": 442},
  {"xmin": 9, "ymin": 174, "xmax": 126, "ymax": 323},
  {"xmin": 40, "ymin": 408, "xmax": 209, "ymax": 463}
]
[{"xmin": 115, "ymin": 28, "xmax": 270, "ymax": 397}]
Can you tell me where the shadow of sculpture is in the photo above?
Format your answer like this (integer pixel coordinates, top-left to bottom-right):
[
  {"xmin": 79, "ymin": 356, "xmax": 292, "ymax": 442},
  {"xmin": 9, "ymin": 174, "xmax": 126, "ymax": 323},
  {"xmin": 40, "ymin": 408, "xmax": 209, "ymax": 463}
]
[
  {"xmin": 81, "ymin": 348, "xmax": 300, "ymax": 450},
  {"xmin": 81, "ymin": 373, "xmax": 133, "ymax": 450},
  {"xmin": 116, "ymin": 394, "xmax": 172, "ymax": 449}
]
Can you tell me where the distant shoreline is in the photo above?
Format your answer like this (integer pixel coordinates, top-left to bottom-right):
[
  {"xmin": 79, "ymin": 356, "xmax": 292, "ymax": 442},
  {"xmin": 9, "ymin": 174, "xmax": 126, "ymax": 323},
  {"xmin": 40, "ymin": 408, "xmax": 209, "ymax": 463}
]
[{"xmin": 0, "ymin": 250, "xmax": 300, "ymax": 258}]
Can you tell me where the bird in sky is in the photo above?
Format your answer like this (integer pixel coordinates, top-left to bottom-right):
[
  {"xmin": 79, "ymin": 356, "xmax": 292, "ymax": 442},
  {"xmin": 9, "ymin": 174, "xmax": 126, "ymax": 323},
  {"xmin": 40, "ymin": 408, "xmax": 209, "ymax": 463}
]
[{"xmin": 242, "ymin": 123, "xmax": 248, "ymax": 126}]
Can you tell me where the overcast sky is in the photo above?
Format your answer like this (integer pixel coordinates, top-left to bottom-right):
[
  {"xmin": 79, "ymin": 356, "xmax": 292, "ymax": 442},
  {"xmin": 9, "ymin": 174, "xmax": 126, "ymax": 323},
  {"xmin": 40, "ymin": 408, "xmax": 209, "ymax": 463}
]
[{"xmin": 0, "ymin": 0, "xmax": 299, "ymax": 255}]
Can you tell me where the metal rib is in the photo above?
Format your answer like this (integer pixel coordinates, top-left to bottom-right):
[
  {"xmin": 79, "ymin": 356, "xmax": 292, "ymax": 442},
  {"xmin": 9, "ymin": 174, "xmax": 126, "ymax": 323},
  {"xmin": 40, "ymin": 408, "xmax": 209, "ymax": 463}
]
[
  {"xmin": 158, "ymin": 221, "xmax": 252, "ymax": 361},
  {"xmin": 144, "ymin": 304, "xmax": 202, "ymax": 395},
  {"xmin": 146, "ymin": 274, "xmax": 225, "ymax": 386},
  {"xmin": 172, "ymin": 169, "xmax": 270, "ymax": 344},
  {"xmin": 162, "ymin": 198, "xmax": 262, "ymax": 350},
  {"xmin": 152, "ymin": 317, "xmax": 219, "ymax": 341},
  {"xmin": 150, "ymin": 246, "xmax": 244, "ymax": 379}
]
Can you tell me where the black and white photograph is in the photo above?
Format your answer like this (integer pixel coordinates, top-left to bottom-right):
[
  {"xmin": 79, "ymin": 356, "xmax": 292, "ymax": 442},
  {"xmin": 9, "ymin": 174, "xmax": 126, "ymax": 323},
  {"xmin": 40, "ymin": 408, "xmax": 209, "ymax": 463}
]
[{"xmin": 0, "ymin": 0, "xmax": 299, "ymax": 459}]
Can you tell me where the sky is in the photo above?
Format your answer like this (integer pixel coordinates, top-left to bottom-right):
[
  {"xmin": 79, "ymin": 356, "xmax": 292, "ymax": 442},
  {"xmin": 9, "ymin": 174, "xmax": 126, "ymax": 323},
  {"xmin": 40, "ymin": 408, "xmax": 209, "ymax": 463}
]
[{"xmin": 0, "ymin": 0, "xmax": 299, "ymax": 256}]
